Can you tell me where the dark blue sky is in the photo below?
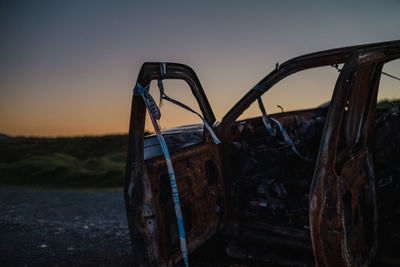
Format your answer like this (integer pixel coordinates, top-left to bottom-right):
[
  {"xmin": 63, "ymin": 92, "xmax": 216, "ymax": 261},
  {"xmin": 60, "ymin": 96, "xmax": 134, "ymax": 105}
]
[{"xmin": 1, "ymin": 0, "xmax": 399, "ymax": 136}]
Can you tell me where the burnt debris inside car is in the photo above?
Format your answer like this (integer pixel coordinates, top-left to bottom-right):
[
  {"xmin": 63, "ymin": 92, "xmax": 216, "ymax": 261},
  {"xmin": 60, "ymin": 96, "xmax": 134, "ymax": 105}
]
[{"xmin": 124, "ymin": 41, "xmax": 400, "ymax": 266}]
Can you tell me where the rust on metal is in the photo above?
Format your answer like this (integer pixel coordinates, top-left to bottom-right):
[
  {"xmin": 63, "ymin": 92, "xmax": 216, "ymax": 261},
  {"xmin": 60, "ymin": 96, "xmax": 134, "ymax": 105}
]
[{"xmin": 125, "ymin": 40, "xmax": 400, "ymax": 266}]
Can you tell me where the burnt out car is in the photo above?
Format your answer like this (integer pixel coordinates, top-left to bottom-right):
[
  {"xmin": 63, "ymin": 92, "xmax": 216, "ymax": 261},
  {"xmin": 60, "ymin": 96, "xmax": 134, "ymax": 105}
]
[{"xmin": 124, "ymin": 41, "xmax": 400, "ymax": 266}]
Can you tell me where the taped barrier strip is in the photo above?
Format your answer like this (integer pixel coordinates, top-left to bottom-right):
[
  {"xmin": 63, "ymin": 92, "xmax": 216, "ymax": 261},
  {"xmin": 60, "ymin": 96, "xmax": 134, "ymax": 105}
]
[
  {"xmin": 270, "ymin": 117, "xmax": 308, "ymax": 160},
  {"xmin": 257, "ymin": 97, "xmax": 308, "ymax": 161},
  {"xmin": 134, "ymin": 83, "xmax": 189, "ymax": 267},
  {"xmin": 257, "ymin": 97, "xmax": 276, "ymax": 136},
  {"xmin": 157, "ymin": 63, "xmax": 221, "ymax": 144}
]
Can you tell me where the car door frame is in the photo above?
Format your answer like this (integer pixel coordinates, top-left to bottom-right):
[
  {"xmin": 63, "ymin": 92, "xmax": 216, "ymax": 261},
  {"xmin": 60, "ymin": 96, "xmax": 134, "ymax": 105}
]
[
  {"xmin": 125, "ymin": 62, "xmax": 222, "ymax": 266},
  {"xmin": 217, "ymin": 40, "xmax": 400, "ymax": 266},
  {"xmin": 309, "ymin": 48, "xmax": 400, "ymax": 266}
]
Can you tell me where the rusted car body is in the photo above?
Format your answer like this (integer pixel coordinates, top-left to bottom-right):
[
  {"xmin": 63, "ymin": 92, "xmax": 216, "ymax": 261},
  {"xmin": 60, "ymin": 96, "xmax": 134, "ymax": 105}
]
[{"xmin": 125, "ymin": 41, "xmax": 400, "ymax": 266}]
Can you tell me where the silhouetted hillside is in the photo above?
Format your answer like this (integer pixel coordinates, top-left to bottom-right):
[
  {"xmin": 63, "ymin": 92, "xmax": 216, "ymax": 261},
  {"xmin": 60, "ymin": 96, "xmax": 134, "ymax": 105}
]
[{"xmin": 0, "ymin": 134, "xmax": 148, "ymax": 188}]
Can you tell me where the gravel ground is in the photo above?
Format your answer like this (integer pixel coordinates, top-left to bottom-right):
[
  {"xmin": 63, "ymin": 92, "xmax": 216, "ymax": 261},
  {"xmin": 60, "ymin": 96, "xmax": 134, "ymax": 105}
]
[
  {"xmin": 0, "ymin": 188, "xmax": 244, "ymax": 267},
  {"xmin": 0, "ymin": 187, "xmax": 134, "ymax": 267}
]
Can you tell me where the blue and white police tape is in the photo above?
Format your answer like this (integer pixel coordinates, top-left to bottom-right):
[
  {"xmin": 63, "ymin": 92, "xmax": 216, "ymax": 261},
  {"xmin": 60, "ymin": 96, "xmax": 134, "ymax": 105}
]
[
  {"xmin": 134, "ymin": 82, "xmax": 189, "ymax": 267},
  {"xmin": 257, "ymin": 96, "xmax": 308, "ymax": 161},
  {"xmin": 156, "ymin": 62, "xmax": 220, "ymax": 144},
  {"xmin": 257, "ymin": 97, "xmax": 276, "ymax": 136}
]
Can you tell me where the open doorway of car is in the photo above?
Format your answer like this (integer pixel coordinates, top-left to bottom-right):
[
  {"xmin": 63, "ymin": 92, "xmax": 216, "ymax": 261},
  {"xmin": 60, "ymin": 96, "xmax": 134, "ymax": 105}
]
[{"xmin": 217, "ymin": 40, "xmax": 400, "ymax": 266}]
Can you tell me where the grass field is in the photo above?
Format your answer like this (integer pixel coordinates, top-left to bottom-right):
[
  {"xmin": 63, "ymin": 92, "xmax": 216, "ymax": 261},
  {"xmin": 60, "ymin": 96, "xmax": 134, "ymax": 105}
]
[{"xmin": 0, "ymin": 135, "xmax": 131, "ymax": 188}]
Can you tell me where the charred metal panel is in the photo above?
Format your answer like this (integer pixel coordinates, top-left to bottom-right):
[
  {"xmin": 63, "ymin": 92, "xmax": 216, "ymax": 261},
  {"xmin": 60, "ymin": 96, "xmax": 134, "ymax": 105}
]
[
  {"xmin": 309, "ymin": 55, "xmax": 382, "ymax": 267},
  {"xmin": 339, "ymin": 149, "xmax": 377, "ymax": 265},
  {"xmin": 145, "ymin": 143, "xmax": 225, "ymax": 266}
]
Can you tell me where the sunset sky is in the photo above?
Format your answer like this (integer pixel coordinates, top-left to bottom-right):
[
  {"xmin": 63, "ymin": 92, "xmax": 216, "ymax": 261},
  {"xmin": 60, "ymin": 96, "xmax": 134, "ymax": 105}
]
[{"xmin": 1, "ymin": 0, "xmax": 399, "ymax": 137}]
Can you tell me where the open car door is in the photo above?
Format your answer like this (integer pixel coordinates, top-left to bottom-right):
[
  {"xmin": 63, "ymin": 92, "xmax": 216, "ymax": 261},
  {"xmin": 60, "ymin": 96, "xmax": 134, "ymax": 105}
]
[
  {"xmin": 310, "ymin": 47, "xmax": 400, "ymax": 266},
  {"xmin": 124, "ymin": 63, "xmax": 226, "ymax": 266}
]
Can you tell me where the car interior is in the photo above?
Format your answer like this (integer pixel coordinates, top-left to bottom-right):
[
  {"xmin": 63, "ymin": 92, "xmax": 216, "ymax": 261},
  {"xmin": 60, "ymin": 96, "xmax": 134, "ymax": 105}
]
[{"xmin": 225, "ymin": 100, "xmax": 399, "ymax": 264}]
